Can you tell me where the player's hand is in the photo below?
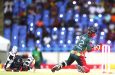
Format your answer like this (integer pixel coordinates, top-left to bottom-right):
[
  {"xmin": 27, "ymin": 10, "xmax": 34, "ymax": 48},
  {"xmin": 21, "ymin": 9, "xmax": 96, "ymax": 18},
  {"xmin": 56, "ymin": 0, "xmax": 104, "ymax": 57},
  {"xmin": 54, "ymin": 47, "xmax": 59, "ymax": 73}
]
[{"xmin": 93, "ymin": 44, "xmax": 102, "ymax": 51}]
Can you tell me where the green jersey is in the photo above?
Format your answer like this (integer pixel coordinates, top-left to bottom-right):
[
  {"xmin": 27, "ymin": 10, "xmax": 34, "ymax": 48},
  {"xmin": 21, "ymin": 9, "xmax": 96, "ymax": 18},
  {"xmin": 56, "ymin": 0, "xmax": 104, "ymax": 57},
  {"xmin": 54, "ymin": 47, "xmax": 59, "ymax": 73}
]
[
  {"xmin": 73, "ymin": 34, "xmax": 92, "ymax": 52},
  {"xmin": 32, "ymin": 50, "xmax": 43, "ymax": 62}
]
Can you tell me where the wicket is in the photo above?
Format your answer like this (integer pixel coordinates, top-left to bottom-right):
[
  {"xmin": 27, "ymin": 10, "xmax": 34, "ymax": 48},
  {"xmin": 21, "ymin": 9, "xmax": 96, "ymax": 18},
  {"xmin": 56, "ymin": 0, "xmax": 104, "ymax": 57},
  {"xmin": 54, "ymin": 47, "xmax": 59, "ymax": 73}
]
[{"xmin": 101, "ymin": 44, "xmax": 111, "ymax": 73}]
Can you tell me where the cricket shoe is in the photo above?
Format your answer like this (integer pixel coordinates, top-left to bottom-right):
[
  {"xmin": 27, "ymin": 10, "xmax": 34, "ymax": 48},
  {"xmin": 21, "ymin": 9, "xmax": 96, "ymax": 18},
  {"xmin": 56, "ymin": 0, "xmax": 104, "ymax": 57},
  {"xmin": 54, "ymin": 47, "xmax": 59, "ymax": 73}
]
[
  {"xmin": 51, "ymin": 65, "xmax": 61, "ymax": 72},
  {"xmin": 77, "ymin": 65, "xmax": 85, "ymax": 73}
]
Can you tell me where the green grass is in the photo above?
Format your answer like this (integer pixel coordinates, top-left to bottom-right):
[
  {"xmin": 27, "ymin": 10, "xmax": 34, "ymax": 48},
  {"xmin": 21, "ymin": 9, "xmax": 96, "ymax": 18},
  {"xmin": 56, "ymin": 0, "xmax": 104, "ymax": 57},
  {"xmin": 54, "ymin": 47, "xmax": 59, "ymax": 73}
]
[{"xmin": 0, "ymin": 69, "xmax": 115, "ymax": 75}]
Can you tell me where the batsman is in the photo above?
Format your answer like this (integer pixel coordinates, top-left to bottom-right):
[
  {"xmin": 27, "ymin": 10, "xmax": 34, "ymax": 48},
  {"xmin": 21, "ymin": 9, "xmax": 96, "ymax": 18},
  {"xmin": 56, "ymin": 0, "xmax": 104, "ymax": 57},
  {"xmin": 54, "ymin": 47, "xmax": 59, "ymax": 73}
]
[{"xmin": 51, "ymin": 26, "xmax": 100, "ymax": 73}]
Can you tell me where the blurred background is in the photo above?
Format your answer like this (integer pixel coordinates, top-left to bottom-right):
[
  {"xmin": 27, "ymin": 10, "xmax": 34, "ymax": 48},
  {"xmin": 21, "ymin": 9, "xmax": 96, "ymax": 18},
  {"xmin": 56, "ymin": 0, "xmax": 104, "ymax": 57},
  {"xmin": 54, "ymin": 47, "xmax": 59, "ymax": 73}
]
[{"xmin": 0, "ymin": 0, "xmax": 115, "ymax": 69}]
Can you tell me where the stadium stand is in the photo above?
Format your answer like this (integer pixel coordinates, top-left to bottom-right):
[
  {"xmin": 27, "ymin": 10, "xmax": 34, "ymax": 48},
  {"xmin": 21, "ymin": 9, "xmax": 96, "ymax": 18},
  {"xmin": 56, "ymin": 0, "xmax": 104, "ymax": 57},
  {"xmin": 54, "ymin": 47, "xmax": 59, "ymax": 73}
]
[{"xmin": 3, "ymin": 0, "xmax": 115, "ymax": 52}]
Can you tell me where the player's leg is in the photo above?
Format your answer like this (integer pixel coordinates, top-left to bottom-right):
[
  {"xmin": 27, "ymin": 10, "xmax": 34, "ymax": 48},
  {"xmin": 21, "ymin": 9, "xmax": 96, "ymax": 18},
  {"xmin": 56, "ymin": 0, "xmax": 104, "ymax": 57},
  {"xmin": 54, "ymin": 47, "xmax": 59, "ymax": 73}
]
[
  {"xmin": 51, "ymin": 53, "xmax": 75, "ymax": 72},
  {"xmin": 4, "ymin": 55, "xmax": 14, "ymax": 70},
  {"xmin": 34, "ymin": 61, "xmax": 41, "ymax": 69},
  {"xmin": 4, "ymin": 61, "xmax": 12, "ymax": 71},
  {"xmin": 4, "ymin": 60, "xmax": 14, "ymax": 71},
  {"xmin": 76, "ymin": 56, "xmax": 90, "ymax": 73},
  {"xmin": 4, "ymin": 61, "xmax": 9, "ymax": 69}
]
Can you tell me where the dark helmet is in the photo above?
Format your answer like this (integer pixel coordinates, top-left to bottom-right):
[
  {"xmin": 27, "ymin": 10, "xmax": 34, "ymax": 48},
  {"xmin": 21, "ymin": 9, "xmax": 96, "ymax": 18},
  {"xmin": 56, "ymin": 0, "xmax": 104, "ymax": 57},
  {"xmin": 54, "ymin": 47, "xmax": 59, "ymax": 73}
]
[{"xmin": 88, "ymin": 26, "xmax": 97, "ymax": 33}]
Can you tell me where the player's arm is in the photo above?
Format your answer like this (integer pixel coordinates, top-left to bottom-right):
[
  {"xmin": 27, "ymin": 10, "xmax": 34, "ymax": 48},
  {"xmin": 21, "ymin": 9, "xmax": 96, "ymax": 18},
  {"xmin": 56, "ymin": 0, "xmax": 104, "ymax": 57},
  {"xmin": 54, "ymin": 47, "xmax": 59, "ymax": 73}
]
[
  {"xmin": 87, "ymin": 43, "xmax": 102, "ymax": 52},
  {"xmin": 86, "ymin": 39, "xmax": 102, "ymax": 52}
]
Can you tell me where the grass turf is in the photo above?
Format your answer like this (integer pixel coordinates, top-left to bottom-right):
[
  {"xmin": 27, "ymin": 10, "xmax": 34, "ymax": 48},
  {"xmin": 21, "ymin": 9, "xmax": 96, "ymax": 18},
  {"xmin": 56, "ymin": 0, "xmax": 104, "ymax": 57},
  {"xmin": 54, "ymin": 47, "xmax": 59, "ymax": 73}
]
[{"xmin": 0, "ymin": 69, "xmax": 115, "ymax": 75}]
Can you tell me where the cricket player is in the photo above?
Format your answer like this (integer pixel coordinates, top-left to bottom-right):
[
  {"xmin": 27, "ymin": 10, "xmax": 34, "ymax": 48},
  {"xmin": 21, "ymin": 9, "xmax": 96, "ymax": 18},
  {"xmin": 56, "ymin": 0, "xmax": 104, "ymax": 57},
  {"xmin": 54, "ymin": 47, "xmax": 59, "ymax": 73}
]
[
  {"xmin": 32, "ymin": 46, "xmax": 43, "ymax": 69},
  {"xmin": 10, "ymin": 56, "xmax": 34, "ymax": 71},
  {"xmin": 4, "ymin": 46, "xmax": 34, "ymax": 71},
  {"xmin": 51, "ymin": 26, "xmax": 99, "ymax": 73}
]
